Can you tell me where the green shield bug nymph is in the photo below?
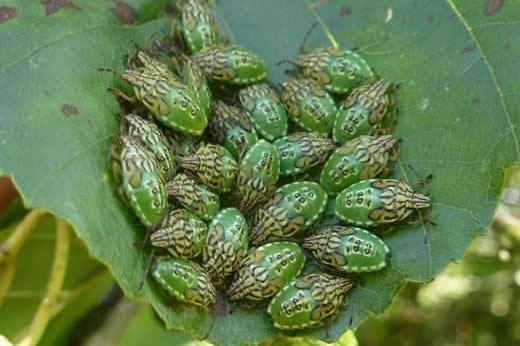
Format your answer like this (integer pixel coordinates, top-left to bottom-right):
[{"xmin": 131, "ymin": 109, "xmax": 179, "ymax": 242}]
[
  {"xmin": 295, "ymin": 47, "xmax": 374, "ymax": 94},
  {"xmin": 150, "ymin": 208, "xmax": 207, "ymax": 259},
  {"xmin": 281, "ymin": 78, "xmax": 337, "ymax": 134},
  {"xmin": 333, "ymin": 79, "xmax": 396, "ymax": 144},
  {"xmin": 249, "ymin": 181, "xmax": 327, "ymax": 245},
  {"xmin": 177, "ymin": 55, "xmax": 213, "ymax": 121},
  {"xmin": 303, "ymin": 226, "xmax": 390, "ymax": 272},
  {"xmin": 274, "ymin": 132, "xmax": 336, "ymax": 176},
  {"xmin": 121, "ymin": 114, "xmax": 176, "ymax": 181},
  {"xmin": 193, "ymin": 45, "xmax": 267, "ymax": 85},
  {"xmin": 181, "ymin": 0, "xmax": 220, "ymax": 54},
  {"xmin": 209, "ymin": 101, "xmax": 259, "ymax": 160},
  {"xmin": 166, "ymin": 173, "xmax": 220, "ymax": 221},
  {"xmin": 320, "ymin": 135, "xmax": 398, "ymax": 195},
  {"xmin": 164, "ymin": 130, "xmax": 202, "ymax": 158},
  {"xmin": 267, "ymin": 272, "xmax": 353, "ymax": 330},
  {"xmin": 238, "ymin": 83, "xmax": 288, "ymax": 141},
  {"xmin": 151, "ymin": 257, "xmax": 216, "ymax": 309},
  {"xmin": 107, "ymin": 51, "xmax": 208, "ymax": 136},
  {"xmin": 234, "ymin": 139, "xmax": 280, "ymax": 213},
  {"xmin": 203, "ymin": 208, "xmax": 249, "ymax": 286},
  {"xmin": 110, "ymin": 135, "xmax": 168, "ymax": 228},
  {"xmin": 335, "ymin": 179, "xmax": 431, "ymax": 227},
  {"xmin": 227, "ymin": 242, "xmax": 305, "ymax": 301},
  {"xmin": 179, "ymin": 143, "xmax": 238, "ymax": 193}
]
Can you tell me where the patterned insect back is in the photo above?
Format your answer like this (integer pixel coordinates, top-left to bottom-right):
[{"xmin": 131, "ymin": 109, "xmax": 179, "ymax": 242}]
[
  {"xmin": 209, "ymin": 101, "xmax": 259, "ymax": 160},
  {"xmin": 121, "ymin": 51, "xmax": 208, "ymax": 136},
  {"xmin": 227, "ymin": 242, "xmax": 305, "ymax": 301},
  {"xmin": 335, "ymin": 179, "xmax": 431, "ymax": 227},
  {"xmin": 151, "ymin": 257, "xmax": 216, "ymax": 309},
  {"xmin": 121, "ymin": 114, "xmax": 176, "ymax": 181},
  {"xmin": 192, "ymin": 45, "xmax": 267, "ymax": 85},
  {"xmin": 166, "ymin": 173, "xmax": 220, "ymax": 221},
  {"xmin": 274, "ymin": 132, "xmax": 336, "ymax": 176},
  {"xmin": 181, "ymin": 0, "xmax": 220, "ymax": 54},
  {"xmin": 296, "ymin": 47, "xmax": 374, "ymax": 94},
  {"xmin": 234, "ymin": 140, "xmax": 280, "ymax": 214},
  {"xmin": 164, "ymin": 129, "xmax": 201, "ymax": 158},
  {"xmin": 150, "ymin": 208, "xmax": 207, "ymax": 259},
  {"xmin": 320, "ymin": 135, "xmax": 398, "ymax": 194},
  {"xmin": 203, "ymin": 208, "xmax": 248, "ymax": 286},
  {"xmin": 238, "ymin": 83, "xmax": 288, "ymax": 141},
  {"xmin": 249, "ymin": 182, "xmax": 327, "ymax": 245},
  {"xmin": 303, "ymin": 226, "xmax": 390, "ymax": 272},
  {"xmin": 333, "ymin": 79, "xmax": 395, "ymax": 144},
  {"xmin": 179, "ymin": 56, "xmax": 212, "ymax": 121},
  {"xmin": 111, "ymin": 135, "xmax": 168, "ymax": 228},
  {"xmin": 267, "ymin": 273, "xmax": 353, "ymax": 330},
  {"xmin": 180, "ymin": 143, "xmax": 238, "ymax": 192},
  {"xmin": 281, "ymin": 78, "xmax": 337, "ymax": 134}
]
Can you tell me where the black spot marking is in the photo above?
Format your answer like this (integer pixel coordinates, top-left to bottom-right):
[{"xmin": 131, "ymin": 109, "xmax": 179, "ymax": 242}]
[
  {"xmin": 472, "ymin": 97, "xmax": 480, "ymax": 105},
  {"xmin": 43, "ymin": 0, "xmax": 80, "ymax": 16},
  {"xmin": 483, "ymin": 0, "xmax": 504, "ymax": 16},
  {"xmin": 62, "ymin": 104, "xmax": 79, "ymax": 117},
  {"xmin": 461, "ymin": 46, "xmax": 474, "ymax": 54},
  {"xmin": 339, "ymin": 7, "xmax": 352, "ymax": 16},
  {"xmin": 106, "ymin": 0, "xmax": 138, "ymax": 24},
  {"xmin": 0, "ymin": 6, "xmax": 17, "ymax": 24},
  {"xmin": 425, "ymin": 15, "xmax": 433, "ymax": 23}
]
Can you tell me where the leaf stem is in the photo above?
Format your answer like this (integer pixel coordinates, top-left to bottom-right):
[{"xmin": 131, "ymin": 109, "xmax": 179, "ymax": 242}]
[
  {"xmin": 0, "ymin": 209, "xmax": 46, "ymax": 264},
  {"xmin": 304, "ymin": 0, "xmax": 339, "ymax": 48},
  {"xmin": 17, "ymin": 219, "xmax": 71, "ymax": 346},
  {"xmin": 0, "ymin": 256, "xmax": 17, "ymax": 306}
]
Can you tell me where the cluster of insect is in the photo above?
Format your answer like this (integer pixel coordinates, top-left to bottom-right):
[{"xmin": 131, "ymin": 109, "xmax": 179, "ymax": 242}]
[{"xmin": 104, "ymin": 0, "xmax": 431, "ymax": 332}]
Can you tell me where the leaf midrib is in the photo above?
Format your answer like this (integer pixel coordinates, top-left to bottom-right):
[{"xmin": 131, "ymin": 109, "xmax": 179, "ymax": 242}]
[{"xmin": 445, "ymin": 0, "xmax": 520, "ymax": 161}]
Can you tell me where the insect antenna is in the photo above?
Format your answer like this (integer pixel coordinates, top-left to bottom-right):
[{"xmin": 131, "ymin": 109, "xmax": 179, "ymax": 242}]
[
  {"xmin": 300, "ymin": 22, "xmax": 319, "ymax": 54},
  {"xmin": 139, "ymin": 247, "xmax": 156, "ymax": 291}
]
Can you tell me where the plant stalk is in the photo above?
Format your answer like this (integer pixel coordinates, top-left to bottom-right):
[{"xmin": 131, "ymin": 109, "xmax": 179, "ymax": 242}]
[
  {"xmin": 0, "ymin": 209, "xmax": 46, "ymax": 264},
  {"xmin": 17, "ymin": 219, "xmax": 71, "ymax": 346},
  {"xmin": 0, "ymin": 256, "xmax": 17, "ymax": 306}
]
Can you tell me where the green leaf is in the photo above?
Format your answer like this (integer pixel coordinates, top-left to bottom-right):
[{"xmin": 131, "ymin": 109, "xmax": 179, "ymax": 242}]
[{"xmin": 0, "ymin": 0, "xmax": 517, "ymax": 344}]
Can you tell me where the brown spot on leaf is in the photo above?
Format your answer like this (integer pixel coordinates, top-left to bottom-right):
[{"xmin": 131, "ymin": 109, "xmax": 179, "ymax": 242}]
[
  {"xmin": 505, "ymin": 42, "xmax": 511, "ymax": 49},
  {"xmin": 106, "ymin": 0, "xmax": 137, "ymax": 24},
  {"xmin": 43, "ymin": 0, "xmax": 80, "ymax": 16},
  {"xmin": 62, "ymin": 104, "xmax": 79, "ymax": 117},
  {"xmin": 164, "ymin": 4, "xmax": 175, "ymax": 15},
  {"xmin": 87, "ymin": 118, "xmax": 94, "ymax": 127},
  {"xmin": 425, "ymin": 15, "xmax": 433, "ymax": 23},
  {"xmin": 472, "ymin": 97, "xmax": 480, "ymax": 105},
  {"xmin": 483, "ymin": 0, "xmax": 504, "ymax": 16},
  {"xmin": 339, "ymin": 7, "xmax": 352, "ymax": 16},
  {"xmin": 461, "ymin": 46, "xmax": 474, "ymax": 54},
  {"xmin": 0, "ymin": 6, "xmax": 17, "ymax": 24}
]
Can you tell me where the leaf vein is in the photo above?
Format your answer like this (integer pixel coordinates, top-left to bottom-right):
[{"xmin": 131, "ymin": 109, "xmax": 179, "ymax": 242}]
[{"xmin": 446, "ymin": 0, "xmax": 520, "ymax": 160}]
